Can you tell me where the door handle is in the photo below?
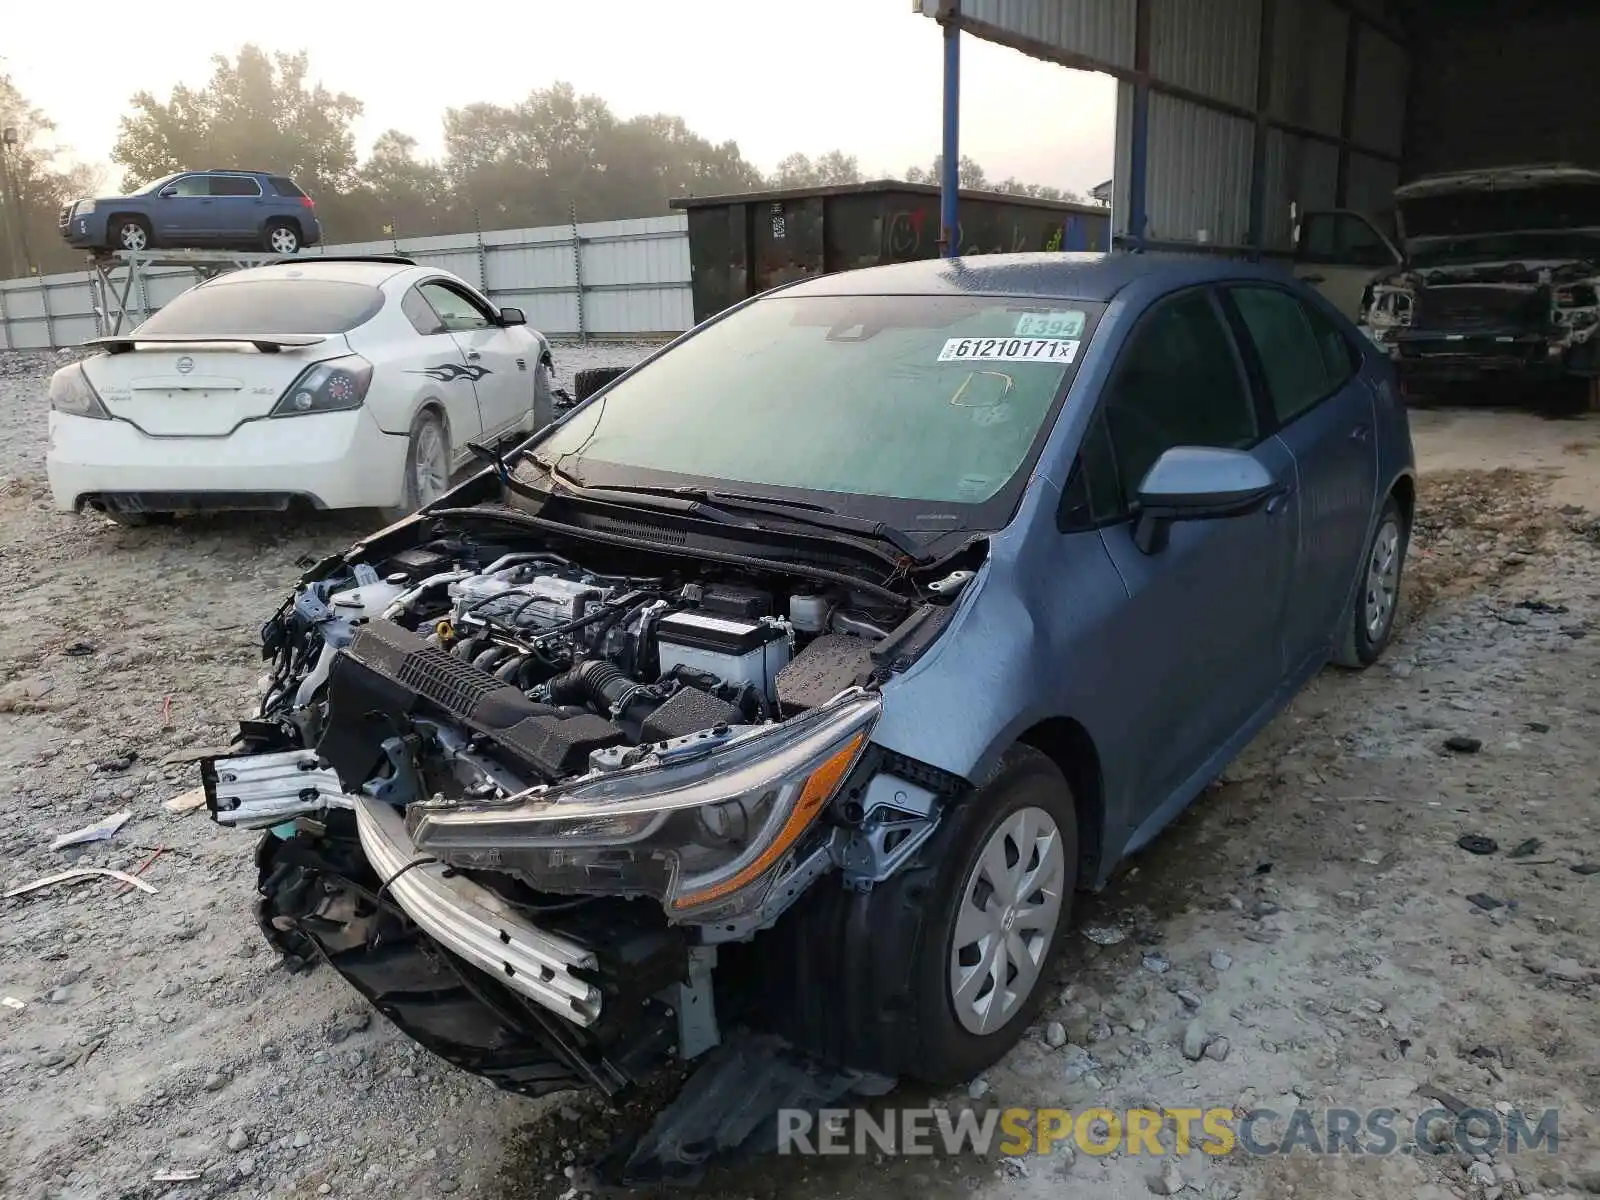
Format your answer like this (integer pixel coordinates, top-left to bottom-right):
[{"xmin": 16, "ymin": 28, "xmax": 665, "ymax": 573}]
[
  {"xmin": 1350, "ymin": 423, "xmax": 1370, "ymax": 442},
  {"xmin": 465, "ymin": 349, "xmax": 481, "ymax": 361}
]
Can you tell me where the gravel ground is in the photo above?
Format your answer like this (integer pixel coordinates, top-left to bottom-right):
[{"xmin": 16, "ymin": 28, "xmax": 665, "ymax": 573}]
[{"xmin": 2, "ymin": 345, "xmax": 1600, "ymax": 1200}]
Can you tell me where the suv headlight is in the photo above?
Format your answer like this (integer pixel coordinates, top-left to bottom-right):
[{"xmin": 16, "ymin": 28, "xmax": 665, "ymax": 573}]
[
  {"xmin": 409, "ymin": 690, "xmax": 881, "ymax": 923},
  {"xmin": 48, "ymin": 363, "xmax": 111, "ymax": 419},
  {"xmin": 269, "ymin": 355, "xmax": 373, "ymax": 417},
  {"xmin": 77, "ymin": 200, "xmax": 96, "ymax": 215}
]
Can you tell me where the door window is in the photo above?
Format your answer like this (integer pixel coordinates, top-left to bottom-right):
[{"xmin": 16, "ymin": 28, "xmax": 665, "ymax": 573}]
[
  {"xmin": 1297, "ymin": 213, "xmax": 1399, "ymax": 267},
  {"xmin": 418, "ymin": 282, "xmax": 493, "ymax": 332},
  {"xmin": 1098, "ymin": 290, "xmax": 1259, "ymax": 511},
  {"xmin": 209, "ymin": 174, "xmax": 263, "ymax": 197},
  {"xmin": 1230, "ymin": 286, "xmax": 1337, "ymax": 424},
  {"xmin": 402, "ymin": 286, "xmax": 447, "ymax": 336},
  {"xmin": 169, "ymin": 175, "xmax": 210, "ymax": 197}
]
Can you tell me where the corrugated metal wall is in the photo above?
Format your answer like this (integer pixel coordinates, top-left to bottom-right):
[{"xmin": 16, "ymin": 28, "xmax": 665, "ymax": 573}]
[
  {"xmin": 0, "ymin": 215, "xmax": 692, "ymax": 351},
  {"xmin": 934, "ymin": 0, "xmax": 1410, "ymax": 254}
]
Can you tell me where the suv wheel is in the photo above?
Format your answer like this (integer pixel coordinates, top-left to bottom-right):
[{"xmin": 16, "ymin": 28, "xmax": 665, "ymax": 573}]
[
  {"xmin": 264, "ymin": 221, "xmax": 301, "ymax": 255},
  {"xmin": 113, "ymin": 218, "xmax": 152, "ymax": 252}
]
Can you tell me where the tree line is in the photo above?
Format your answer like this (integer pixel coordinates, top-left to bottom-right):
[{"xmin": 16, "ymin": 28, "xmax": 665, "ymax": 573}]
[{"xmin": 0, "ymin": 46, "xmax": 1098, "ymax": 278}]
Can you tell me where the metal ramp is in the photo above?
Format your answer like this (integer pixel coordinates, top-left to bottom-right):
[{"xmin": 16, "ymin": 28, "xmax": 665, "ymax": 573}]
[{"xmin": 89, "ymin": 249, "xmax": 282, "ymax": 337}]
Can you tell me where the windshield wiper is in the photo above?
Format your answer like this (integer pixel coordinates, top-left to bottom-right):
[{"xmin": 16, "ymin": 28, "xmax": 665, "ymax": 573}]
[
  {"xmin": 700, "ymin": 489, "xmax": 927, "ymax": 560},
  {"xmin": 525, "ymin": 456, "xmax": 759, "ymax": 528},
  {"xmin": 527, "ymin": 458, "xmax": 928, "ymax": 561}
]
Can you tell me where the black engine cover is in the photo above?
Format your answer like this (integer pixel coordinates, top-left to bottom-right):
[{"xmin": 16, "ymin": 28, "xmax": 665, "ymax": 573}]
[{"xmin": 322, "ymin": 622, "xmax": 627, "ymax": 787}]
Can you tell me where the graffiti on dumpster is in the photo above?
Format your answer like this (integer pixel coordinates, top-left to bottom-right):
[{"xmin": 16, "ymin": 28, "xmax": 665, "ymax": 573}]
[{"xmin": 886, "ymin": 210, "xmax": 1068, "ymax": 259}]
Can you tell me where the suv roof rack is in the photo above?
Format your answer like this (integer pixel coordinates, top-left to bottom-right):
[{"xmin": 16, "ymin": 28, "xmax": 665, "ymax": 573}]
[{"xmin": 272, "ymin": 254, "xmax": 417, "ymax": 267}]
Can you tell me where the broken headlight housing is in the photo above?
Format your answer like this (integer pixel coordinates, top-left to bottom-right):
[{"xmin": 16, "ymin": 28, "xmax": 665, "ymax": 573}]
[{"xmin": 407, "ymin": 689, "xmax": 880, "ymax": 924}]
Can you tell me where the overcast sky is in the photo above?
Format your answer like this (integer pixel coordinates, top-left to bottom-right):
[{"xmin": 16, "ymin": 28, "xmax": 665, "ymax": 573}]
[{"xmin": 5, "ymin": 0, "xmax": 1115, "ymax": 193}]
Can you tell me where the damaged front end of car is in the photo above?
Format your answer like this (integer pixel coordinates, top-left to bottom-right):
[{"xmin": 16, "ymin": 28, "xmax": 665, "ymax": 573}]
[{"xmin": 202, "ymin": 491, "xmax": 979, "ymax": 1182}]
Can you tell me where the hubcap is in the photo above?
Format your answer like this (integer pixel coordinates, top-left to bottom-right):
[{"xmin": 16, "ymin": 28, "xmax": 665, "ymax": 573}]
[
  {"xmin": 948, "ymin": 805, "xmax": 1066, "ymax": 1036},
  {"xmin": 413, "ymin": 423, "xmax": 449, "ymax": 506},
  {"xmin": 269, "ymin": 227, "xmax": 298, "ymax": 254},
  {"xmin": 1364, "ymin": 518, "xmax": 1402, "ymax": 640},
  {"xmin": 121, "ymin": 224, "xmax": 147, "ymax": 250}
]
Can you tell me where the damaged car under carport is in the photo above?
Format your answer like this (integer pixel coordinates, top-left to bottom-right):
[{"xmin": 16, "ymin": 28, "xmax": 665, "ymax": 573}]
[{"xmin": 200, "ymin": 252, "xmax": 1416, "ymax": 1185}]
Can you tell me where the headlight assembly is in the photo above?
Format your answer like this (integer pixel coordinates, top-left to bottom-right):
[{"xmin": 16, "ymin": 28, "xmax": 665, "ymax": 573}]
[{"xmin": 407, "ymin": 689, "xmax": 881, "ymax": 923}]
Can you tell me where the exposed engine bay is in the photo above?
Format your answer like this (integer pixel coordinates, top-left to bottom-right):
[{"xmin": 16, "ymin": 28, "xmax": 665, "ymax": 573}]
[{"xmin": 202, "ymin": 509, "xmax": 976, "ymax": 1183}]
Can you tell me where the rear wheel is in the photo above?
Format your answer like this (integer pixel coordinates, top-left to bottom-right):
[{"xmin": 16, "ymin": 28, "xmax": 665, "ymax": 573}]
[
  {"xmin": 386, "ymin": 409, "xmax": 451, "ymax": 521},
  {"xmin": 1333, "ymin": 495, "xmax": 1407, "ymax": 668},
  {"xmin": 112, "ymin": 217, "xmax": 152, "ymax": 252},
  {"xmin": 263, "ymin": 220, "xmax": 301, "ymax": 255}
]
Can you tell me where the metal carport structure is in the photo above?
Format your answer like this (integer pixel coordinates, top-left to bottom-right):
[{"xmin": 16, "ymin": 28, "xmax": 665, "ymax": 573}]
[{"xmin": 918, "ymin": 0, "xmax": 1600, "ymax": 257}]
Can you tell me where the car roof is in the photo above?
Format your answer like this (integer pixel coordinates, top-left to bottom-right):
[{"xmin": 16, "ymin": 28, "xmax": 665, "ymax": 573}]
[
  {"xmin": 776, "ymin": 252, "xmax": 1297, "ymax": 304},
  {"xmin": 202, "ymin": 259, "xmax": 421, "ymax": 287}
]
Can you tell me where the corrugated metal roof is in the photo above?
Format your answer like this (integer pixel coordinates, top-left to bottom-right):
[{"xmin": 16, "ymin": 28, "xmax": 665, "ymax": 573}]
[
  {"xmin": 1149, "ymin": 0, "xmax": 1260, "ymax": 111},
  {"xmin": 941, "ymin": 0, "xmax": 1137, "ymax": 74}
]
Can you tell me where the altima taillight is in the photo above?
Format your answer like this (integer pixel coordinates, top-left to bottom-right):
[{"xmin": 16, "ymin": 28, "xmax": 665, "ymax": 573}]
[{"xmin": 270, "ymin": 355, "xmax": 372, "ymax": 417}]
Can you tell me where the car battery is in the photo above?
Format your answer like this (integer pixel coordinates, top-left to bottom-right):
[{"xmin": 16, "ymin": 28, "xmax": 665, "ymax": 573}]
[{"xmin": 655, "ymin": 611, "xmax": 791, "ymax": 701}]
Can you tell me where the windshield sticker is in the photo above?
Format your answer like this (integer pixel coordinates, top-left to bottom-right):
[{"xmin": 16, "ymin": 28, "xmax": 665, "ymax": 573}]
[
  {"xmin": 938, "ymin": 337, "xmax": 1080, "ymax": 364},
  {"xmin": 1014, "ymin": 310, "xmax": 1086, "ymax": 338}
]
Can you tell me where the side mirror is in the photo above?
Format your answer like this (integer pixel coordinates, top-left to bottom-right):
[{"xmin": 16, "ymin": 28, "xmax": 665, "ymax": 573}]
[
  {"xmin": 498, "ymin": 307, "xmax": 526, "ymax": 326},
  {"xmin": 159, "ymin": 185, "xmax": 178, "ymax": 198},
  {"xmin": 1131, "ymin": 446, "xmax": 1281, "ymax": 555},
  {"xmin": 551, "ymin": 387, "xmax": 575, "ymax": 412}
]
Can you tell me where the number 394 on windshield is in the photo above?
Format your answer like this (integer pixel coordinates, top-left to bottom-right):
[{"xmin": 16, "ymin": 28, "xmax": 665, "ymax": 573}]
[{"xmin": 938, "ymin": 337, "xmax": 1081, "ymax": 364}]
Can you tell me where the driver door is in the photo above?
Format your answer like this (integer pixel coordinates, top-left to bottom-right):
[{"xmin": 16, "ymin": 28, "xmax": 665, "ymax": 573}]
[
  {"xmin": 1293, "ymin": 211, "xmax": 1404, "ymax": 323},
  {"xmin": 1080, "ymin": 287, "xmax": 1298, "ymax": 835},
  {"xmin": 415, "ymin": 280, "xmax": 526, "ymax": 438}
]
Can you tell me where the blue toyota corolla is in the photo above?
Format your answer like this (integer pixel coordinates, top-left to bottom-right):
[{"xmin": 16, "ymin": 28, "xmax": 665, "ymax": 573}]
[{"xmin": 207, "ymin": 252, "xmax": 1413, "ymax": 1177}]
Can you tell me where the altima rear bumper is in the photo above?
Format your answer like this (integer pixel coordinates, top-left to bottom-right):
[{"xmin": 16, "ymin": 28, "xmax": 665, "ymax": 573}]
[{"xmin": 46, "ymin": 407, "xmax": 409, "ymax": 513}]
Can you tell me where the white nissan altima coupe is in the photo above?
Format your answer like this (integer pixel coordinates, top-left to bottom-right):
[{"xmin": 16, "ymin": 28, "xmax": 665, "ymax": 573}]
[{"xmin": 46, "ymin": 255, "xmax": 558, "ymax": 525}]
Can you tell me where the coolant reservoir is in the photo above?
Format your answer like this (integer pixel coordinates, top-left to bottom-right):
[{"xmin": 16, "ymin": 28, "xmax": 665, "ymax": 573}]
[{"xmin": 329, "ymin": 579, "xmax": 408, "ymax": 624}]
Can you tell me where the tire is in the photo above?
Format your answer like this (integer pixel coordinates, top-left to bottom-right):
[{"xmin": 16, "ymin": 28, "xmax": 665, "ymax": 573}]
[
  {"xmin": 263, "ymin": 220, "xmax": 301, "ymax": 255},
  {"xmin": 749, "ymin": 744, "xmax": 1079, "ymax": 1085},
  {"xmin": 111, "ymin": 216, "xmax": 152, "ymax": 253},
  {"xmin": 572, "ymin": 366, "xmax": 628, "ymax": 404},
  {"xmin": 384, "ymin": 409, "xmax": 451, "ymax": 522},
  {"xmin": 1333, "ymin": 494, "xmax": 1408, "ymax": 669}
]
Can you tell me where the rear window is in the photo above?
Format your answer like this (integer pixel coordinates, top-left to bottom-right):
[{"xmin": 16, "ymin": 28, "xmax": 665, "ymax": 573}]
[
  {"xmin": 134, "ymin": 278, "xmax": 384, "ymax": 337},
  {"xmin": 268, "ymin": 176, "xmax": 306, "ymax": 198}
]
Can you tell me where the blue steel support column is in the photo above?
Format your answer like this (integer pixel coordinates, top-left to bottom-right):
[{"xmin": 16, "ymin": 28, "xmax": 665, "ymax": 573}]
[
  {"xmin": 939, "ymin": 4, "xmax": 961, "ymax": 259},
  {"xmin": 1127, "ymin": 0, "xmax": 1152, "ymax": 251}
]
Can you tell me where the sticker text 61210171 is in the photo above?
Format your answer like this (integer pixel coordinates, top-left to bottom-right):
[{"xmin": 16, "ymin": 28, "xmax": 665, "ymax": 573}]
[{"xmin": 938, "ymin": 337, "xmax": 1081, "ymax": 364}]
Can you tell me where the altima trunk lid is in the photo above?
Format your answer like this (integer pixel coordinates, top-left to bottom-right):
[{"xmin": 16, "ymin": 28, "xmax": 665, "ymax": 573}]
[{"xmin": 81, "ymin": 336, "xmax": 349, "ymax": 436}]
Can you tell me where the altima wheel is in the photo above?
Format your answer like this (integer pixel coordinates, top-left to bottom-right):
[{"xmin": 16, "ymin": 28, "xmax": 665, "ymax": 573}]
[
  {"xmin": 386, "ymin": 410, "xmax": 452, "ymax": 521},
  {"xmin": 1334, "ymin": 494, "xmax": 1409, "ymax": 668},
  {"xmin": 949, "ymin": 804, "xmax": 1067, "ymax": 1035}
]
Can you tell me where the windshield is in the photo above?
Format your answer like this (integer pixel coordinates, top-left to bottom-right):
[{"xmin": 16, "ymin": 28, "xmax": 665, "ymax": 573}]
[
  {"xmin": 1409, "ymin": 230, "xmax": 1600, "ymax": 268},
  {"xmin": 532, "ymin": 293, "xmax": 1103, "ymax": 530},
  {"xmin": 133, "ymin": 173, "xmax": 183, "ymax": 195},
  {"xmin": 133, "ymin": 278, "xmax": 385, "ymax": 336}
]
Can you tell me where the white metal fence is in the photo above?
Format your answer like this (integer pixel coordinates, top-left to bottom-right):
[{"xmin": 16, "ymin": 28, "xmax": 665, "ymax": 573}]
[{"xmin": 0, "ymin": 214, "xmax": 694, "ymax": 350}]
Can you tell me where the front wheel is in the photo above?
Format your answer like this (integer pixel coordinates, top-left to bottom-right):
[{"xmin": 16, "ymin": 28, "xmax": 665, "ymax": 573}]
[
  {"xmin": 112, "ymin": 217, "xmax": 152, "ymax": 252},
  {"xmin": 1333, "ymin": 495, "xmax": 1408, "ymax": 668}
]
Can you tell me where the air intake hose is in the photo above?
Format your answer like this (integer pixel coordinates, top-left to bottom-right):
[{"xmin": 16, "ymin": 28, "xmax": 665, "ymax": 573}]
[{"xmin": 545, "ymin": 659, "xmax": 655, "ymax": 724}]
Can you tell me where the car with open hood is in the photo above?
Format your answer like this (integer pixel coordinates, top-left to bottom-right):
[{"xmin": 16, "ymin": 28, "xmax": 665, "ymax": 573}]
[
  {"xmin": 1292, "ymin": 164, "xmax": 1600, "ymax": 398},
  {"xmin": 201, "ymin": 252, "xmax": 1415, "ymax": 1185}
]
